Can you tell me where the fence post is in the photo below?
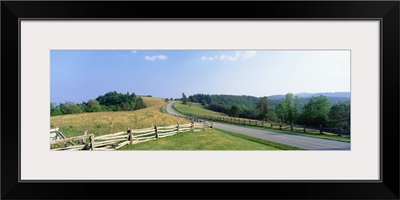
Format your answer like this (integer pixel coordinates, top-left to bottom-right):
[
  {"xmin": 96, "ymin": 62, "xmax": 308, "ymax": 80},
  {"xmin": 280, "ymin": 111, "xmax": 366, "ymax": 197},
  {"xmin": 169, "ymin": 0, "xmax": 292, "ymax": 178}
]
[
  {"xmin": 191, "ymin": 121, "xmax": 194, "ymax": 132},
  {"xmin": 90, "ymin": 134, "xmax": 95, "ymax": 151},
  {"xmin": 303, "ymin": 125, "xmax": 306, "ymax": 133},
  {"xmin": 290, "ymin": 123, "xmax": 293, "ymax": 131},
  {"xmin": 155, "ymin": 125, "xmax": 159, "ymax": 139},
  {"xmin": 271, "ymin": 122, "xmax": 273, "ymax": 128},
  {"xmin": 337, "ymin": 128, "xmax": 341, "ymax": 136},
  {"xmin": 202, "ymin": 122, "xmax": 205, "ymax": 131},
  {"xmin": 128, "ymin": 128, "xmax": 132, "ymax": 145},
  {"xmin": 262, "ymin": 121, "xmax": 264, "ymax": 127},
  {"xmin": 279, "ymin": 122, "xmax": 282, "ymax": 130},
  {"xmin": 319, "ymin": 125, "xmax": 323, "ymax": 134},
  {"xmin": 176, "ymin": 123, "xmax": 180, "ymax": 134},
  {"xmin": 82, "ymin": 130, "xmax": 87, "ymax": 144}
]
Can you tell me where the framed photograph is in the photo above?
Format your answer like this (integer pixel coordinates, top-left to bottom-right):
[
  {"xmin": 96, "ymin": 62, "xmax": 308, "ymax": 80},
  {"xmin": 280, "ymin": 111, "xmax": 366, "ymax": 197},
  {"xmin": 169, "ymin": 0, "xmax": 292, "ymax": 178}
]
[{"xmin": 2, "ymin": 1, "xmax": 399, "ymax": 199}]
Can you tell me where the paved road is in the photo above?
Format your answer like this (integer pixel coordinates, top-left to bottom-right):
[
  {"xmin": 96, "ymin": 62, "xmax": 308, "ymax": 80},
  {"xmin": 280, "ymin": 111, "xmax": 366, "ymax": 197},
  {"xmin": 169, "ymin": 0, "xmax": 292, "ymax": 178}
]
[{"xmin": 166, "ymin": 102, "xmax": 350, "ymax": 150}]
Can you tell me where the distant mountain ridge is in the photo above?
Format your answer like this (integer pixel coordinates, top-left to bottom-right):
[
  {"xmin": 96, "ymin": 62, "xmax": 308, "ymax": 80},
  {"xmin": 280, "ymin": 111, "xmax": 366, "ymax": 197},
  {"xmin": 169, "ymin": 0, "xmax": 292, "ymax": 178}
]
[
  {"xmin": 268, "ymin": 92, "xmax": 350, "ymax": 100},
  {"xmin": 295, "ymin": 92, "xmax": 350, "ymax": 98}
]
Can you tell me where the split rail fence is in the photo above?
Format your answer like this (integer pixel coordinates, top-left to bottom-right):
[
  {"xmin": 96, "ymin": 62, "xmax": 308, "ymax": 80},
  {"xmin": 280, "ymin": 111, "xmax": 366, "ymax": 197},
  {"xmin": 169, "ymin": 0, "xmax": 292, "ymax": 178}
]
[
  {"xmin": 178, "ymin": 114, "xmax": 350, "ymax": 137},
  {"xmin": 50, "ymin": 121, "xmax": 213, "ymax": 151}
]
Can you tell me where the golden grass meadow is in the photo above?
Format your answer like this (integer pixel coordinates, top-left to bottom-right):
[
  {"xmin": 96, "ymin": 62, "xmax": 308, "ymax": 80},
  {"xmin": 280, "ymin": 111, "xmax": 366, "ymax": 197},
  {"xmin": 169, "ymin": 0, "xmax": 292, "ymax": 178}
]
[{"xmin": 50, "ymin": 97, "xmax": 189, "ymax": 138}]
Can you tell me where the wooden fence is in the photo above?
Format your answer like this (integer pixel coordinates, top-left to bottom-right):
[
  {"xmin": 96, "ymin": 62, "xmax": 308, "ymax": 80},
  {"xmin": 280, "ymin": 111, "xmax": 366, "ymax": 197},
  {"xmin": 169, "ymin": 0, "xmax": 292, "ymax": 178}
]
[
  {"xmin": 50, "ymin": 121, "xmax": 213, "ymax": 151},
  {"xmin": 50, "ymin": 127, "xmax": 76, "ymax": 145},
  {"xmin": 178, "ymin": 114, "xmax": 350, "ymax": 137}
]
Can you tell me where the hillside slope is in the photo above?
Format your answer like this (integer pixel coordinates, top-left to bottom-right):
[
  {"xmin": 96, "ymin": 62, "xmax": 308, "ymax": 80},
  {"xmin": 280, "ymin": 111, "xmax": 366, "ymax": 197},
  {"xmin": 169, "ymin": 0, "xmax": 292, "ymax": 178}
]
[{"xmin": 50, "ymin": 97, "xmax": 189, "ymax": 137}]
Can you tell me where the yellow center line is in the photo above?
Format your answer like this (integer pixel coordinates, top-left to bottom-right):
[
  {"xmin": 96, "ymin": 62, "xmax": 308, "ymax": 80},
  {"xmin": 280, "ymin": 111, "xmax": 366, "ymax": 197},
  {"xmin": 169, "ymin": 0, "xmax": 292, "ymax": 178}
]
[{"xmin": 270, "ymin": 135, "xmax": 340, "ymax": 148}]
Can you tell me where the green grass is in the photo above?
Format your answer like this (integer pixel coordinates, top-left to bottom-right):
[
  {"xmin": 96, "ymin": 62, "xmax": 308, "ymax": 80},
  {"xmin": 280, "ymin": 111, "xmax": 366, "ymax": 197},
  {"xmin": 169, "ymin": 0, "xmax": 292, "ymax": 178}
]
[
  {"xmin": 172, "ymin": 101, "xmax": 350, "ymax": 143},
  {"xmin": 118, "ymin": 128, "xmax": 300, "ymax": 150},
  {"xmin": 51, "ymin": 98, "xmax": 302, "ymax": 150},
  {"xmin": 173, "ymin": 102, "xmax": 227, "ymax": 117},
  {"xmin": 160, "ymin": 102, "xmax": 168, "ymax": 113}
]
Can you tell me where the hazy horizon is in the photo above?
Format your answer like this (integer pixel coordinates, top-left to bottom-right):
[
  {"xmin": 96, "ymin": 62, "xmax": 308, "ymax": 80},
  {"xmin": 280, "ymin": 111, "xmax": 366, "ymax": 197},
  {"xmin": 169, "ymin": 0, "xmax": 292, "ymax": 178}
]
[{"xmin": 51, "ymin": 50, "xmax": 350, "ymax": 103}]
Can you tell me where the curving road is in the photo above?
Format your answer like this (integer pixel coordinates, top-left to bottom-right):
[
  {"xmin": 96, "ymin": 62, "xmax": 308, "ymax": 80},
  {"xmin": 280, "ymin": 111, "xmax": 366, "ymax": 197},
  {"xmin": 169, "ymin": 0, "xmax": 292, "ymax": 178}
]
[{"xmin": 166, "ymin": 102, "xmax": 350, "ymax": 150}]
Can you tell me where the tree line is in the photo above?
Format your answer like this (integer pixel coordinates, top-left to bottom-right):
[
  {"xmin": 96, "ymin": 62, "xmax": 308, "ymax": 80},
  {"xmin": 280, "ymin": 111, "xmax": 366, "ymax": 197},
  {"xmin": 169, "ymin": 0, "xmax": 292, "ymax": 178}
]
[
  {"xmin": 186, "ymin": 93, "xmax": 350, "ymax": 130},
  {"xmin": 51, "ymin": 91, "xmax": 146, "ymax": 116}
]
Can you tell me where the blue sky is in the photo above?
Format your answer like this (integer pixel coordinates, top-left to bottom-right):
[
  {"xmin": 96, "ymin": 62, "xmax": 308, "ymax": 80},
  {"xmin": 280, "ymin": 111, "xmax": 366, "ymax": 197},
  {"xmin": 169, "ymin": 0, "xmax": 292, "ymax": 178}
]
[{"xmin": 51, "ymin": 50, "xmax": 350, "ymax": 103}]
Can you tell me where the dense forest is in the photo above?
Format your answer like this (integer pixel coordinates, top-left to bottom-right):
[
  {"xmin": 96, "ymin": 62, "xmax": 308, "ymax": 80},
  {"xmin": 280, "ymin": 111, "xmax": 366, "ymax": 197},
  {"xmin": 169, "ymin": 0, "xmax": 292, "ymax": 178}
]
[
  {"xmin": 51, "ymin": 91, "xmax": 146, "ymax": 116},
  {"xmin": 187, "ymin": 93, "xmax": 350, "ymax": 130}
]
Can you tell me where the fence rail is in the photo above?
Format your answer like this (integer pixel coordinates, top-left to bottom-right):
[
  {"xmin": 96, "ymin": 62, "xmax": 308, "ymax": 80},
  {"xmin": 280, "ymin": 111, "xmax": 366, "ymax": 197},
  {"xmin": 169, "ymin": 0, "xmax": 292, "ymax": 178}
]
[
  {"xmin": 175, "ymin": 113, "xmax": 350, "ymax": 137},
  {"xmin": 50, "ymin": 121, "xmax": 213, "ymax": 151}
]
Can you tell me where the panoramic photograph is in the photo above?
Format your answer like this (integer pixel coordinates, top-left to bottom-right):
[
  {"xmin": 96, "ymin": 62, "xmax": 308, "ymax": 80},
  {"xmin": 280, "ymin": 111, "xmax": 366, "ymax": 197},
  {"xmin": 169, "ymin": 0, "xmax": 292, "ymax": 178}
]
[{"xmin": 50, "ymin": 50, "xmax": 351, "ymax": 151}]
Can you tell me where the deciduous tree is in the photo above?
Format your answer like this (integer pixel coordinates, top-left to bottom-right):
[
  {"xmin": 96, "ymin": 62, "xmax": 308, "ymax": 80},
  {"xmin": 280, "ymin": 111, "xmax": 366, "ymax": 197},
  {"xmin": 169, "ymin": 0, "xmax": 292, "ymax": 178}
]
[
  {"xmin": 230, "ymin": 105, "xmax": 240, "ymax": 117},
  {"xmin": 328, "ymin": 103, "xmax": 350, "ymax": 130},
  {"xmin": 182, "ymin": 93, "xmax": 188, "ymax": 105},
  {"xmin": 298, "ymin": 95, "xmax": 330, "ymax": 127}
]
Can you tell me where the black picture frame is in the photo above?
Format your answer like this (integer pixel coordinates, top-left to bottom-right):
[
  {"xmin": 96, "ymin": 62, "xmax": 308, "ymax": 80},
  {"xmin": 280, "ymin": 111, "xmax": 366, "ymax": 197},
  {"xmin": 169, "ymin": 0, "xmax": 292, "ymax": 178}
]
[{"xmin": 2, "ymin": 1, "xmax": 399, "ymax": 199}]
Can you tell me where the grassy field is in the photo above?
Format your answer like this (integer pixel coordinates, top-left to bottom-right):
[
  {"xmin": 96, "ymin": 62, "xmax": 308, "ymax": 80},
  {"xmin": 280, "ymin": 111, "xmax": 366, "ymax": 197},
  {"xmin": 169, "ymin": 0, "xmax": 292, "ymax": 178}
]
[
  {"xmin": 51, "ymin": 98, "xmax": 301, "ymax": 150},
  {"xmin": 118, "ymin": 128, "xmax": 301, "ymax": 150},
  {"xmin": 173, "ymin": 102, "xmax": 227, "ymax": 117},
  {"xmin": 50, "ymin": 97, "xmax": 189, "ymax": 138},
  {"xmin": 172, "ymin": 101, "xmax": 350, "ymax": 143}
]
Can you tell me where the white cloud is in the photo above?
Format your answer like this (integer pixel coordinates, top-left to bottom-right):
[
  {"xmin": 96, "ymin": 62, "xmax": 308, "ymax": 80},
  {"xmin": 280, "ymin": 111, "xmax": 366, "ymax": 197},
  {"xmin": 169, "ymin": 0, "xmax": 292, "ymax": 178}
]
[
  {"xmin": 131, "ymin": 51, "xmax": 137, "ymax": 54},
  {"xmin": 144, "ymin": 55, "xmax": 167, "ymax": 61},
  {"xmin": 201, "ymin": 51, "xmax": 257, "ymax": 61},
  {"xmin": 201, "ymin": 56, "xmax": 214, "ymax": 61},
  {"xmin": 226, "ymin": 55, "xmax": 238, "ymax": 61},
  {"xmin": 241, "ymin": 51, "xmax": 257, "ymax": 59}
]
